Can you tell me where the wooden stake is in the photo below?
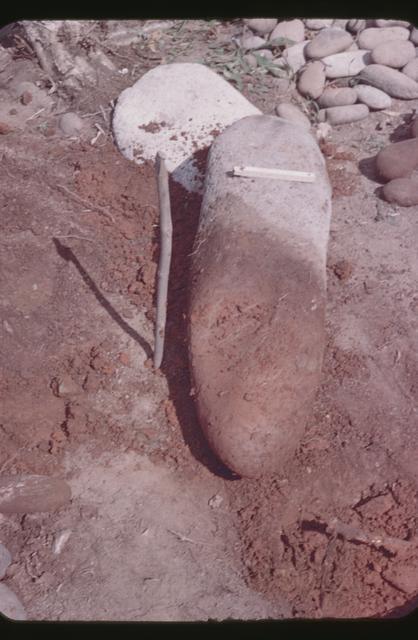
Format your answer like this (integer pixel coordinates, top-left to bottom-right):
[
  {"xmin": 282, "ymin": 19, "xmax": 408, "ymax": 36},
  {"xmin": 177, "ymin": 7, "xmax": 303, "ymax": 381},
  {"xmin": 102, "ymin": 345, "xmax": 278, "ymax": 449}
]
[
  {"xmin": 232, "ymin": 165, "xmax": 316, "ymax": 183},
  {"xmin": 153, "ymin": 152, "xmax": 173, "ymax": 370}
]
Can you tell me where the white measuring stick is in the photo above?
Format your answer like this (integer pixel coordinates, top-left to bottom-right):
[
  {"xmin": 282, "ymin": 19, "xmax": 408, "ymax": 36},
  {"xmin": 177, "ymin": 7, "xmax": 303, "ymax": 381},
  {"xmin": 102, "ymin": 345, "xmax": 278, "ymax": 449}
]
[{"xmin": 232, "ymin": 165, "xmax": 316, "ymax": 183}]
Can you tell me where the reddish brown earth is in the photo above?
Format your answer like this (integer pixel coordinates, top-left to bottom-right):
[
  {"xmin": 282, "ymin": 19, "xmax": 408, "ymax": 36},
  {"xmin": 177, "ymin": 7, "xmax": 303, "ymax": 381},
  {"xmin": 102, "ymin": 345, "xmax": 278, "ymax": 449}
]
[{"xmin": 1, "ymin": 19, "xmax": 418, "ymax": 622}]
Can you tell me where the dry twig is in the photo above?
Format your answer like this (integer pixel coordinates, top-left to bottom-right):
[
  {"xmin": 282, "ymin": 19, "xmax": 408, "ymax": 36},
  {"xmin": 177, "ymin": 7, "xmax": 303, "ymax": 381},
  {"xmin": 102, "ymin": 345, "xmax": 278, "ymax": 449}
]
[{"xmin": 153, "ymin": 152, "xmax": 172, "ymax": 370}]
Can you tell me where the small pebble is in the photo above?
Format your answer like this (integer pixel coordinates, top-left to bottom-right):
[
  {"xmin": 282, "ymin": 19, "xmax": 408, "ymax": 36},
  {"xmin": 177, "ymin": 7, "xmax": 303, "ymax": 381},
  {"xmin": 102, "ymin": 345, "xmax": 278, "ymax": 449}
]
[
  {"xmin": 376, "ymin": 138, "xmax": 418, "ymax": 181},
  {"xmin": 243, "ymin": 53, "xmax": 258, "ymax": 69},
  {"xmin": 411, "ymin": 117, "xmax": 418, "ymax": 138},
  {"xmin": 304, "ymin": 19, "xmax": 333, "ymax": 30},
  {"xmin": 243, "ymin": 19, "xmax": 278, "ymax": 35},
  {"xmin": 275, "ymin": 102, "xmax": 311, "ymax": 130},
  {"xmin": 359, "ymin": 64, "xmax": 418, "ymax": 99},
  {"xmin": 305, "ymin": 28, "xmax": 353, "ymax": 59},
  {"xmin": 318, "ymin": 87, "xmax": 358, "ymax": 107},
  {"xmin": 403, "ymin": 58, "xmax": 418, "ymax": 82},
  {"xmin": 297, "ymin": 61, "xmax": 326, "ymax": 99},
  {"xmin": 0, "ymin": 475, "xmax": 72, "ymax": 514},
  {"xmin": 0, "ymin": 583, "xmax": 27, "ymax": 620},
  {"xmin": 240, "ymin": 34, "xmax": 266, "ymax": 50},
  {"xmin": 58, "ymin": 112, "xmax": 84, "ymax": 136},
  {"xmin": 269, "ymin": 19, "xmax": 305, "ymax": 44},
  {"xmin": 321, "ymin": 50, "xmax": 371, "ymax": 78},
  {"xmin": 358, "ymin": 26, "xmax": 410, "ymax": 50},
  {"xmin": 20, "ymin": 90, "xmax": 32, "ymax": 105},
  {"xmin": 371, "ymin": 39, "xmax": 416, "ymax": 68},
  {"xmin": 319, "ymin": 104, "xmax": 369, "ymax": 125},
  {"xmin": 382, "ymin": 177, "xmax": 418, "ymax": 206},
  {"xmin": 355, "ymin": 84, "xmax": 392, "ymax": 109},
  {"xmin": 0, "ymin": 543, "xmax": 12, "ymax": 579}
]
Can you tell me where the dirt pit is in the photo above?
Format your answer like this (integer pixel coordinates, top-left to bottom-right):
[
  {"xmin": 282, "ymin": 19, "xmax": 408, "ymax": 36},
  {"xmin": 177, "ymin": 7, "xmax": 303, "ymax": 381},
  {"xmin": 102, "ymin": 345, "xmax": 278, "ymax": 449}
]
[{"xmin": 1, "ymin": 19, "xmax": 418, "ymax": 622}]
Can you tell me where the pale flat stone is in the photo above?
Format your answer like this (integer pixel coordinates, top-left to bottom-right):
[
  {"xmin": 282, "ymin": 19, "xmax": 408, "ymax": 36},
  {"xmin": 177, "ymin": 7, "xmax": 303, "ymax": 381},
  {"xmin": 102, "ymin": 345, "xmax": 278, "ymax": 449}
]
[
  {"xmin": 321, "ymin": 50, "xmax": 371, "ymax": 78},
  {"xmin": 112, "ymin": 63, "xmax": 260, "ymax": 194}
]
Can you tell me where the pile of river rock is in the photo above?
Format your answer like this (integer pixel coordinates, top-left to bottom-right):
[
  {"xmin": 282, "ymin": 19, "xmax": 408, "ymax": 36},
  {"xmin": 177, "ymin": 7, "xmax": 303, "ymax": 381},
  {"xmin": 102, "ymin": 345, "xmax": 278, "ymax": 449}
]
[
  {"xmin": 241, "ymin": 18, "xmax": 418, "ymax": 206},
  {"xmin": 241, "ymin": 18, "xmax": 418, "ymax": 123}
]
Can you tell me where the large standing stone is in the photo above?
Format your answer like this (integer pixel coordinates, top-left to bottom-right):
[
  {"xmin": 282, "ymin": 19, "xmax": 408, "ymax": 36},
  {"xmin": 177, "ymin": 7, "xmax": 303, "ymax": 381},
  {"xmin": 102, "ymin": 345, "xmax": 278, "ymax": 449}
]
[
  {"xmin": 0, "ymin": 584, "xmax": 27, "ymax": 620},
  {"xmin": 403, "ymin": 58, "xmax": 418, "ymax": 82},
  {"xmin": 305, "ymin": 28, "xmax": 353, "ymax": 59},
  {"xmin": 189, "ymin": 115, "xmax": 331, "ymax": 478},
  {"xmin": 297, "ymin": 61, "xmax": 326, "ymax": 98},
  {"xmin": 319, "ymin": 104, "xmax": 369, "ymax": 125},
  {"xmin": 269, "ymin": 19, "xmax": 305, "ymax": 44},
  {"xmin": 0, "ymin": 543, "xmax": 11, "ymax": 579},
  {"xmin": 376, "ymin": 138, "xmax": 418, "ymax": 181},
  {"xmin": 318, "ymin": 87, "xmax": 358, "ymax": 107},
  {"xmin": 275, "ymin": 102, "xmax": 311, "ymax": 130},
  {"xmin": 359, "ymin": 64, "xmax": 418, "ymax": 99},
  {"xmin": 112, "ymin": 63, "xmax": 260, "ymax": 194},
  {"xmin": 244, "ymin": 19, "xmax": 278, "ymax": 35},
  {"xmin": 358, "ymin": 26, "xmax": 410, "ymax": 49},
  {"xmin": 370, "ymin": 39, "xmax": 416, "ymax": 68},
  {"xmin": 355, "ymin": 84, "xmax": 392, "ymax": 109},
  {"xmin": 321, "ymin": 50, "xmax": 371, "ymax": 78},
  {"xmin": 0, "ymin": 475, "xmax": 71, "ymax": 514}
]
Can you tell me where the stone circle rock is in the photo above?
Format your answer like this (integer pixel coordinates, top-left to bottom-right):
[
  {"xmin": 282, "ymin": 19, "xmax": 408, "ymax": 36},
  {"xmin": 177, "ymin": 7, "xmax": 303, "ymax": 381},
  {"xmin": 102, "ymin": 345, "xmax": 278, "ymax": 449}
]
[
  {"xmin": 382, "ymin": 177, "xmax": 418, "ymax": 206},
  {"xmin": 403, "ymin": 58, "xmax": 418, "ymax": 82},
  {"xmin": 319, "ymin": 104, "xmax": 369, "ymax": 125},
  {"xmin": 305, "ymin": 28, "xmax": 353, "ymax": 59},
  {"xmin": 321, "ymin": 50, "xmax": 371, "ymax": 78},
  {"xmin": 359, "ymin": 64, "xmax": 418, "ymax": 99},
  {"xmin": 318, "ymin": 87, "xmax": 358, "ymax": 107},
  {"xmin": 358, "ymin": 26, "xmax": 410, "ymax": 50},
  {"xmin": 355, "ymin": 84, "xmax": 392, "ymax": 109},
  {"xmin": 189, "ymin": 114, "xmax": 331, "ymax": 478},
  {"xmin": 0, "ymin": 584, "xmax": 27, "ymax": 620},
  {"xmin": 370, "ymin": 39, "xmax": 416, "ymax": 68},
  {"xmin": 112, "ymin": 63, "xmax": 260, "ymax": 194},
  {"xmin": 58, "ymin": 112, "xmax": 84, "ymax": 136},
  {"xmin": 0, "ymin": 543, "xmax": 11, "ymax": 579},
  {"xmin": 244, "ymin": 19, "xmax": 278, "ymax": 35},
  {"xmin": 304, "ymin": 19, "xmax": 333, "ymax": 30},
  {"xmin": 0, "ymin": 475, "xmax": 72, "ymax": 514},
  {"xmin": 275, "ymin": 102, "xmax": 311, "ymax": 130},
  {"xmin": 376, "ymin": 138, "xmax": 418, "ymax": 181},
  {"xmin": 269, "ymin": 19, "xmax": 305, "ymax": 44},
  {"xmin": 297, "ymin": 61, "xmax": 326, "ymax": 99}
]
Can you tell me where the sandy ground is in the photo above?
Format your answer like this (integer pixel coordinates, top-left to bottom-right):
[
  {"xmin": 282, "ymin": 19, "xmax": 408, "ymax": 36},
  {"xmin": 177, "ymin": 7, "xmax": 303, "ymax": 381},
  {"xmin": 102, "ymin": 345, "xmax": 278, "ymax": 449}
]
[{"xmin": 1, "ymin": 20, "xmax": 418, "ymax": 621}]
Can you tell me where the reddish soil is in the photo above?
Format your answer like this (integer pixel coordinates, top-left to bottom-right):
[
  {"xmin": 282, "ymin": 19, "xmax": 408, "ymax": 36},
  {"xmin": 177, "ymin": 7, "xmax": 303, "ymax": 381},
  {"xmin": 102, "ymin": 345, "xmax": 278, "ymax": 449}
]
[{"xmin": 1, "ymin": 19, "xmax": 418, "ymax": 622}]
